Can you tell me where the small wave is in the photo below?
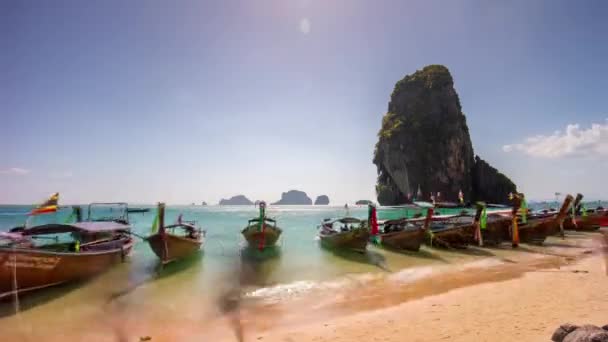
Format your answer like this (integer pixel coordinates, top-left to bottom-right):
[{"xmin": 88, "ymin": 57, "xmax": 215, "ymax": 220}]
[
  {"xmin": 388, "ymin": 266, "xmax": 435, "ymax": 283},
  {"xmin": 458, "ymin": 258, "xmax": 505, "ymax": 270},
  {"xmin": 245, "ymin": 273, "xmax": 379, "ymax": 303}
]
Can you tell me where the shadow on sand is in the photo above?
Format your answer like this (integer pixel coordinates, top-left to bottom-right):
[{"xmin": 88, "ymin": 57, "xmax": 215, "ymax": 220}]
[
  {"xmin": 106, "ymin": 250, "xmax": 204, "ymax": 302},
  {"xmin": 376, "ymin": 245, "xmax": 449, "ymax": 264},
  {"xmin": 239, "ymin": 246, "xmax": 282, "ymax": 287},
  {"xmin": 320, "ymin": 245, "xmax": 390, "ymax": 272},
  {"xmin": 0, "ymin": 279, "xmax": 89, "ymax": 318}
]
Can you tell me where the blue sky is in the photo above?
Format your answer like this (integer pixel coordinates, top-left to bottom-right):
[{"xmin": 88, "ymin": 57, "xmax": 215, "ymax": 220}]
[{"xmin": 1, "ymin": 0, "xmax": 607, "ymax": 204}]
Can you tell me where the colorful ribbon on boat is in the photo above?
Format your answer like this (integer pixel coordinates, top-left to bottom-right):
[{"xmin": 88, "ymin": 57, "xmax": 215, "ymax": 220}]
[
  {"xmin": 582, "ymin": 205, "xmax": 588, "ymax": 217},
  {"xmin": 520, "ymin": 198, "xmax": 528, "ymax": 224},
  {"xmin": 369, "ymin": 204, "xmax": 380, "ymax": 245},
  {"xmin": 480, "ymin": 207, "xmax": 487, "ymax": 230},
  {"xmin": 151, "ymin": 209, "xmax": 160, "ymax": 234},
  {"xmin": 258, "ymin": 202, "xmax": 266, "ymax": 250},
  {"xmin": 512, "ymin": 216, "xmax": 519, "ymax": 248}
]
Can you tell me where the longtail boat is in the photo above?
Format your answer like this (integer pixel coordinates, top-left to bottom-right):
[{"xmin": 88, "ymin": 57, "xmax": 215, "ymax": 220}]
[
  {"xmin": 375, "ymin": 207, "xmax": 434, "ymax": 251},
  {"xmin": 425, "ymin": 205, "xmax": 483, "ymax": 249},
  {"xmin": 242, "ymin": 201, "xmax": 282, "ymax": 250},
  {"xmin": 147, "ymin": 203, "xmax": 203, "ymax": 264},
  {"xmin": 1, "ymin": 201, "xmax": 134, "ymax": 299},
  {"xmin": 508, "ymin": 194, "xmax": 573, "ymax": 246},
  {"xmin": 476, "ymin": 203, "xmax": 512, "ymax": 246},
  {"xmin": 0, "ymin": 203, "xmax": 133, "ymax": 299},
  {"xmin": 318, "ymin": 217, "xmax": 370, "ymax": 253},
  {"xmin": 563, "ymin": 194, "xmax": 605, "ymax": 231}
]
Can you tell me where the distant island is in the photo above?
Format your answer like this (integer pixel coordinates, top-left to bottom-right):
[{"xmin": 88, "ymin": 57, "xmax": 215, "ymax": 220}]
[
  {"xmin": 272, "ymin": 190, "xmax": 313, "ymax": 205},
  {"xmin": 201, "ymin": 201, "xmax": 207, "ymax": 206},
  {"xmin": 314, "ymin": 195, "xmax": 330, "ymax": 205},
  {"xmin": 219, "ymin": 195, "xmax": 253, "ymax": 205},
  {"xmin": 355, "ymin": 200, "xmax": 373, "ymax": 205}
]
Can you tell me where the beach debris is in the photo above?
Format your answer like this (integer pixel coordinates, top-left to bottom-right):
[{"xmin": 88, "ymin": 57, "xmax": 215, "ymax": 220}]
[
  {"xmin": 551, "ymin": 323, "xmax": 608, "ymax": 342},
  {"xmin": 140, "ymin": 337, "xmax": 152, "ymax": 341}
]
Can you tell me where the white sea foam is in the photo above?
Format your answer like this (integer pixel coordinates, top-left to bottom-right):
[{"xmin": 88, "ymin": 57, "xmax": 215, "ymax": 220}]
[
  {"xmin": 244, "ymin": 273, "xmax": 379, "ymax": 303},
  {"xmin": 458, "ymin": 258, "xmax": 505, "ymax": 270},
  {"xmin": 388, "ymin": 266, "xmax": 435, "ymax": 283}
]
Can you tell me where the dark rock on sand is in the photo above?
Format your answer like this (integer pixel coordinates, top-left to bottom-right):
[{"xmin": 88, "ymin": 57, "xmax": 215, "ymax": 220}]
[{"xmin": 552, "ymin": 323, "xmax": 608, "ymax": 342}]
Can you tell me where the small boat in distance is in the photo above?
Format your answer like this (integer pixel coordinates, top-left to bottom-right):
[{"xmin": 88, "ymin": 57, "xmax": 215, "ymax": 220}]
[
  {"xmin": 242, "ymin": 201, "xmax": 282, "ymax": 250},
  {"xmin": 318, "ymin": 217, "xmax": 370, "ymax": 253},
  {"xmin": 147, "ymin": 203, "xmax": 204, "ymax": 264}
]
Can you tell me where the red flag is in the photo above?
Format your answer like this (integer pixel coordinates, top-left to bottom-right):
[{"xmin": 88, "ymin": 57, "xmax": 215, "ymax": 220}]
[
  {"xmin": 30, "ymin": 193, "xmax": 59, "ymax": 215},
  {"xmin": 369, "ymin": 205, "xmax": 379, "ymax": 235}
]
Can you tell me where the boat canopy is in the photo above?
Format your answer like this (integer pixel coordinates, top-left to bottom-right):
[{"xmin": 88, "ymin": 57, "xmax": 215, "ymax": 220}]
[
  {"xmin": 164, "ymin": 223, "xmax": 199, "ymax": 233},
  {"xmin": 382, "ymin": 216, "xmax": 427, "ymax": 225},
  {"xmin": 378, "ymin": 204, "xmax": 420, "ymax": 209},
  {"xmin": 326, "ymin": 217, "xmax": 362, "ymax": 224},
  {"xmin": 21, "ymin": 221, "xmax": 131, "ymax": 236},
  {"xmin": 248, "ymin": 217, "xmax": 276, "ymax": 223},
  {"xmin": 434, "ymin": 202, "xmax": 465, "ymax": 208},
  {"xmin": 412, "ymin": 201, "xmax": 434, "ymax": 208},
  {"xmin": 0, "ymin": 232, "xmax": 30, "ymax": 243}
]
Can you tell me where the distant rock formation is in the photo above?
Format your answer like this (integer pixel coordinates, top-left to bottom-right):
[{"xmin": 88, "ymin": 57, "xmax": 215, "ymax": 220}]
[
  {"xmin": 272, "ymin": 190, "xmax": 312, "ymax": 205},
  {"xmin": 314, "ymin": 195, "xmax": 330, "ymax": 205},
  {"xmin": 373, "ymin": 65, "xmax": 516, "ymax": 205},
  {"xmin": 219, "ymin": 195, "xmax": 253, "ymax": 205},
  {"xmin": 201, "ymin": 201, "xmax": 207, "ymax": 206},
  {"xmin": 356, "ymin": 200, "xmax": 373, "ymax": 205},
  {"xmin": 471, "ymin": 156, "xmax": 516, "ymax": 204}
]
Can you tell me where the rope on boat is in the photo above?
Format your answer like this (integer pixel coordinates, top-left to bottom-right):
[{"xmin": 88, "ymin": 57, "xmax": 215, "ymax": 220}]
[
  {"xmin": 126, "ymin": 231, "xmax": 148, "ymax": 240},
  {"xmin": 11, "ymin": 244, "xmax": 21, "ymax": 315}
]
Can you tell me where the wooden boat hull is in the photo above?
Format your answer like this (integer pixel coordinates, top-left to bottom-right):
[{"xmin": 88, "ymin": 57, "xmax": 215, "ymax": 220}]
[
  {"xmin": 509, "ymin": 218, "xmax": 552, "ymax": 245},
  {"xmin": 0, "ymin": 238, "xmax": 133, "ymax": 299},
  {"xmin": 242, "ymin": 226, "xmax": 282, "ymax": 249},
  {"xmin": 319, "ymin": 229, "xmax": 369, "ymax": 252},
  {"xmin": 148, "ymin": 233, "xmax": 202, "ymax": 264},
  {"xmin": 563, "ymin": 215, "xmax": 603, "ymax": 231},
  {"xmin": 377, "ymin": 228, "xmax": 425, "ymax": 251},
  {"xmin": 426, "ymin": 224, "xmax": 475, "ymax": 249},
  {"xmin": 480, "ymin": 219, "xmax": 511, "ymax": 245}
]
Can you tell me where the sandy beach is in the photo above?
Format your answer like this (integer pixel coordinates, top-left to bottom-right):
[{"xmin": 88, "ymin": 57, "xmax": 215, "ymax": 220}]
[
  {"xmin": 218, "ymin": 232, "xmax": 608, "ymax": 342},
  {"xmin": 261, "ymin": 254, "xmax": 608, "ymax": 342},
  {"xmin": 2, "ymin": 231, "xmax": 607, "ymax": 342}
]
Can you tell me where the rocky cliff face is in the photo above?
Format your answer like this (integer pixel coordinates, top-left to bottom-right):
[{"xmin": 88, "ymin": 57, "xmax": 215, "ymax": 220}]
[
  {"xmin": 314, "ymin": 195, "xmax": 330, "ymax": 205},
  {"xmin": 374, "ymin": 65, "xmax": 516, "ymax": 205},
  {"xmin": 219, "ymin": 195, "xmax": 253, "ymax": 205},
  {"xmin": 471, "ymin": 156, "xmax": 516, "ymax": 204},
  {"xmin": 272, "ymin": 190, "xmax": 313, "ymax": 205}
]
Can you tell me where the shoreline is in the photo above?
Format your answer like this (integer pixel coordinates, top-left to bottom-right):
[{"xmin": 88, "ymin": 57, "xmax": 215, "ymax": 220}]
[{"xmin": 2, "ymin": 231, "xmax": 607, "ymax": 341}]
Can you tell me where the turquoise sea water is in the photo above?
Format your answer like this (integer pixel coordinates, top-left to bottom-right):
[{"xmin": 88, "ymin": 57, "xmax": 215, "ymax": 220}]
[{"xmin": 0, "ymin": 203, "xmax": 605, "ymax": 340}]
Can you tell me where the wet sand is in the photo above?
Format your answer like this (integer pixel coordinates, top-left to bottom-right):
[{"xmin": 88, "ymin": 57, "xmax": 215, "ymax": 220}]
[
  {"xmin": 260, "ymin": 232, "xmax": 608, "ymax": 342},
  {"xmin": 2, "ymin": 231, "xmax": 607, "ymax": 341}
]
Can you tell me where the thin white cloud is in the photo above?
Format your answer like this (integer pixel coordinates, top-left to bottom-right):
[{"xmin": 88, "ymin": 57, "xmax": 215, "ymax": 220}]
[
  {"xmin": 51, "ymin": 171, "xmax": 73, "ymax": 179},
  {"xmin": 0, "ymin": 167, "xmax": 30, "ymax": 175},
  {"xmin": 299, "ymin": 18, "xmax": 311, "ymax": 35},
  {"xmin": 503, "ymin": 120, "xmax": 608, "ymax": 159}
]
